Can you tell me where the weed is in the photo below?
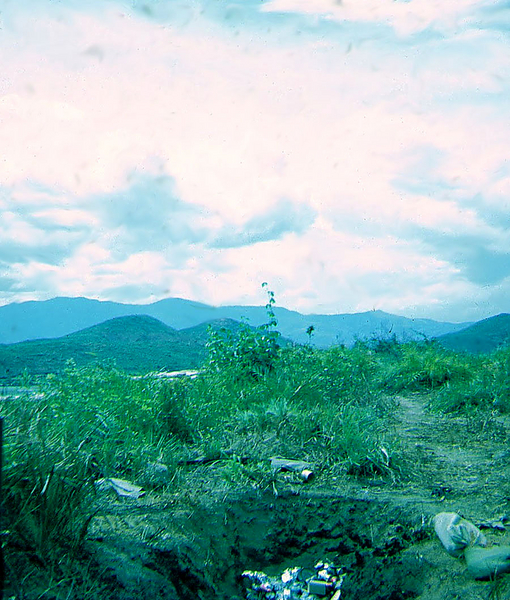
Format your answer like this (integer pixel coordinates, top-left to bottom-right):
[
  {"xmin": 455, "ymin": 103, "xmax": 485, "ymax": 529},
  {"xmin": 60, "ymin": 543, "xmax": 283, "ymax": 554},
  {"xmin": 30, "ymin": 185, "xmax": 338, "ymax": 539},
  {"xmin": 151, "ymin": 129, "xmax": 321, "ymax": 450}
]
[{"xmin": 206, "ymin": 284, "xmax": 281, "ymax": 381}]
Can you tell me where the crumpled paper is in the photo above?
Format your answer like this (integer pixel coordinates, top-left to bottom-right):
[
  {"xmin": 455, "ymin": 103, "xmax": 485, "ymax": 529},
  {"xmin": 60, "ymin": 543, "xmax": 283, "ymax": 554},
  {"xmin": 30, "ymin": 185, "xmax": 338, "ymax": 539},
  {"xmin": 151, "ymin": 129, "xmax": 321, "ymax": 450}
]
[{"xmin": 95, "ymin": 477, "xmax": 145, "ymax": 498}]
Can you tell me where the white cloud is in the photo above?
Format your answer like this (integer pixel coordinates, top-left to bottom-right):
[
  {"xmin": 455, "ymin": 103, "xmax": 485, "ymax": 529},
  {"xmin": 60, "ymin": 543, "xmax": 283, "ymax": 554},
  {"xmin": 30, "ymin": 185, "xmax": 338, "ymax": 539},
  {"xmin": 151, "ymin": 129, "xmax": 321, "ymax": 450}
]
[
  {"xmin": 1, "ymin": 211, "xmax": 45, "ymax": 246},
  {"xmin": 0, "ymin": 1, "xmax": 509, "ymax": 319},
  {"xmin": 189, "ymin": 218, "xmax": 462, "ymax": 315},
  {"xmin": 30, "ymin": 208, "xmax": 98, "ymax": 228},
  {"xmin": 262, "ymin": 0, "xmax": 486, "ymax": 36}
]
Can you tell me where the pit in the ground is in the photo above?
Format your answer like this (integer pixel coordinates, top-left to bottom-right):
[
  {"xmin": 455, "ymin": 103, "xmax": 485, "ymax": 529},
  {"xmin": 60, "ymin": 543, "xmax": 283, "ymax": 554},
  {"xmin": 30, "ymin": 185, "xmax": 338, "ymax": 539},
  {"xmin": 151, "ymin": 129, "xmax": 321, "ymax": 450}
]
[{"xmin": 86, "ymin": 489, "xmax": 433, "ymax": 600}]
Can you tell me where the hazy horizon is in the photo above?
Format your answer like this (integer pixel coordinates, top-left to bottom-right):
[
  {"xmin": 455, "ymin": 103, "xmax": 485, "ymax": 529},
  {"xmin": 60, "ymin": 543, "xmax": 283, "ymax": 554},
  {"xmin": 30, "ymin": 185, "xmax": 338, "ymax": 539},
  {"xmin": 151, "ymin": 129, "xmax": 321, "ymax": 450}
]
[{"xmin": 0, "ymin": 293, "xmax": 482, "ymax": 324}]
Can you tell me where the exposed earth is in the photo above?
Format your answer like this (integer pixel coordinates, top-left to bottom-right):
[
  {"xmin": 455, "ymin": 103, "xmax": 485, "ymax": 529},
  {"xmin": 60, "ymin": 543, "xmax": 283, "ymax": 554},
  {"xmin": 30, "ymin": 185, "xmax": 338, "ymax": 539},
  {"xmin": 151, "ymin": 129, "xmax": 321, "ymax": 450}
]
[{"xmin": 9, "ymin": 393, "xmax": 510, "ymax": 599}]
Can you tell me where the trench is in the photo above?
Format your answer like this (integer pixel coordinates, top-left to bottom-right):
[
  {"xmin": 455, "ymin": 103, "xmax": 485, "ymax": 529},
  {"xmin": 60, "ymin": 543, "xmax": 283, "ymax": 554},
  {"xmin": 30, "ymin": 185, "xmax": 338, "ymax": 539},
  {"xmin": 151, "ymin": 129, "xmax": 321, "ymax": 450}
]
[{"xmin": 86, "ymin": 489, "xmax": 434, "ymax": 600}]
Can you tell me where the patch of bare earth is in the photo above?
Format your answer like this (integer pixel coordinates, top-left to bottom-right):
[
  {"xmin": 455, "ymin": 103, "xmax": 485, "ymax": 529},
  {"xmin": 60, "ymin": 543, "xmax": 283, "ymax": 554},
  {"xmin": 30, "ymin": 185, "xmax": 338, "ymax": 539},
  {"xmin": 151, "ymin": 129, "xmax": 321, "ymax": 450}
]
[{"xmin": 18, "ymin": 396, "xmax": 510, "ymax": 600}]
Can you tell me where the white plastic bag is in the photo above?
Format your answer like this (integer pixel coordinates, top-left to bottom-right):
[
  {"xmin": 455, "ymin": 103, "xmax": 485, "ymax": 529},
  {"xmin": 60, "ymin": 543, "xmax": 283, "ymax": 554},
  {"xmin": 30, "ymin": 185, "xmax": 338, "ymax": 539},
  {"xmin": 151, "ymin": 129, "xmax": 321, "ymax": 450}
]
[
  {"xmin": 464, "ymin": 545, "xmax": 510, "ymax": 579},
  {"xmin": 433, "ymin": 512, "xmax": 487, "ymax": 557}
]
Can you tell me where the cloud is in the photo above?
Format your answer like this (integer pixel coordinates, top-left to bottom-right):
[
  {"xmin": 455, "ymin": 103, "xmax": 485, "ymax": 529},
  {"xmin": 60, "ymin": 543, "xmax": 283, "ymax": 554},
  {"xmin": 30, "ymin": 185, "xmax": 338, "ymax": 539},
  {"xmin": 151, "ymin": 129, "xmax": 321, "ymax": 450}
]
[
  {"xmin": 193, "ymin": 216, "xmax": 463, "ymax": 316},
  {"xmin": 0, "ymin": 261, "xmax": 18, "ymax": 293},
  {"xmin": 9, "ymin": 247, "xmax": 171, "ymax": 304},
  {"xmin": 261, "ymin": 0, "xmax": 486, "ymax": 36},
  {"xmin": 1, "ymin": 0, "xmax": 509, "ymax": 321},
  {"xmin": 470, "ymin": 1, "xmax": 510, "ymax": 33},
  {"xmin": 0, "ymin": 184, "xmax": 93, "ymax": 265},
  {"xmin": 415, "ymin": 231, "xmax": 510, "ymax": 286},
  {"xmin": 89, "ymin": 173, "xmax": 209, "ymax": 257},
  {"xmin": 211, "ymin": 198, "xmax": 316, "ymax": 248}
]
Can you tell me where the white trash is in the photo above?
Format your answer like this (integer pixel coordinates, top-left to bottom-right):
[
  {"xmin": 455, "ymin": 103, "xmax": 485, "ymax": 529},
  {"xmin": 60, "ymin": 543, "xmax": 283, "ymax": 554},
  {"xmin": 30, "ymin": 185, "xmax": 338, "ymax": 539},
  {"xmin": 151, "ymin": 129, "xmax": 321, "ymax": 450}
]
[
  {"xmin": 95, "ymin": 477, "xmax": 145, "ymax": 498},
  {"xmin": 464, "ymin": 545, "xmax": 510, "ymax": 580},
  {"xmin": 433, "ymin": 512, "xmax": 487, "ymax": 557}
]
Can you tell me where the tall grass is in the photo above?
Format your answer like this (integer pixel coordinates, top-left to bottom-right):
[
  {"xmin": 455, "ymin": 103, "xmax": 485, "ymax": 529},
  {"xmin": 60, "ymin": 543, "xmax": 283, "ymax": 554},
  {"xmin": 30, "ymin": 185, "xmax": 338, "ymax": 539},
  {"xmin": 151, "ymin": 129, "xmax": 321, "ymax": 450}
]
[
  {"xmin": 379, "ymin": 340, "xmax": 474, "ymax": 393},
  {"xmin": 4, "ymin": 318, "xmax": 508, "ymax": 596},
  {"xmin": 375, "ymin": 338, "xmax": 510, "ymax": 415},
  {"xmin": 427, "ymin": 346, "xmax": 510, "ymax": 414},
  {"xmin": 1, "ymin": 364, "xmax": 192, "ymax": 597}
]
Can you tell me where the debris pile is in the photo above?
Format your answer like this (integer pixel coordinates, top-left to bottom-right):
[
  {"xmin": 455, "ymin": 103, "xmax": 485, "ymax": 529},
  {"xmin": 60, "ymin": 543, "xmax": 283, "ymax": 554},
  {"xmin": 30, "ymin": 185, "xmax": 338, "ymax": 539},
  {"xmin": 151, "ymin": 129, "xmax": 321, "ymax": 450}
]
[{"xmin": 241, "ymin": 562, "xmax": 345, "ymax": 599}]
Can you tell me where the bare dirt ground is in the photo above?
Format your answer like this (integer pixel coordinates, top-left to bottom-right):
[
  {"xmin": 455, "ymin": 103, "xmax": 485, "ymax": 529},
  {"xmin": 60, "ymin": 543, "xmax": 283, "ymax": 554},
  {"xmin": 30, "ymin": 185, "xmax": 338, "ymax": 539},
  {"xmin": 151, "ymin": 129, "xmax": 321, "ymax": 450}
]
[
  {"xmin": 10, "ymin": 394, "xmax": 510, "ymax": 599},
  {"xmin": 83, "ymin": 394, "xmax": 510, "ymax": 599}
]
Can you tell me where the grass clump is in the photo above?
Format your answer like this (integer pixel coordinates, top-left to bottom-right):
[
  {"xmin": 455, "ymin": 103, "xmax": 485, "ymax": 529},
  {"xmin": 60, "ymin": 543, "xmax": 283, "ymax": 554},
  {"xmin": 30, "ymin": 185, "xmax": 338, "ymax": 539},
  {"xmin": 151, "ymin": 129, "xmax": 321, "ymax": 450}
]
[
  {"xmin": 427, "ymin": 346, "xmax": 510, "ymax": 415},
  {"xmin": 380, "ymin": 340, "xmax": 474, "ymax": 393},
  {"xmin": 1, "ymin": 363, "xmax": 194, "ymax": 597}
]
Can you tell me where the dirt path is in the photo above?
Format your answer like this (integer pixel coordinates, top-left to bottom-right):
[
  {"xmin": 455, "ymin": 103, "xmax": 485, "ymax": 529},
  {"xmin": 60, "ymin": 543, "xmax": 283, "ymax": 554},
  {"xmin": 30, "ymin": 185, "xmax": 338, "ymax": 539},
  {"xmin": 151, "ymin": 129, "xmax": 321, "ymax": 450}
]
[
  {"xmin": 38, "ymin": 395, "xmax": 510, "ymax": 600},
  {"xmin": 395, "ymin": 394, "xmax": 510, "ymax": 520}
]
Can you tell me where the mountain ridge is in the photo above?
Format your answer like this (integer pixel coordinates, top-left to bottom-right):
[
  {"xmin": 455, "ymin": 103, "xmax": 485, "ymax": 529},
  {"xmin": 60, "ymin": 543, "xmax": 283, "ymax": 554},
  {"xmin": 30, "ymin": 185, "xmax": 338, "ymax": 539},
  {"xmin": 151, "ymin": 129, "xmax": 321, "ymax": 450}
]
[
  {"xmin": 436, "ymin": 313, "xmax": 510, "ymax": 354},
  {"xmin": 0, "ymin": 296, "xmax": 471, "ymax": 348}
]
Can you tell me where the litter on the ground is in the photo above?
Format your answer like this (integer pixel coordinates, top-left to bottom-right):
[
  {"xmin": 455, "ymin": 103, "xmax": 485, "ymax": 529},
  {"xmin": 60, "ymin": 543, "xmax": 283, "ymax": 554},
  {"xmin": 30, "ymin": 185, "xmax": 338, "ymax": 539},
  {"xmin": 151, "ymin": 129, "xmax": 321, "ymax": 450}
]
[
  {"xmin": 95, "ymin": 477, "xmax": 145, "ymax": 498},
  {"xmin": 464, "ymin": 545, "xmax": 510, "ymax": 580},
  {"xmin": 241, "ymin": 561, "xmax": 345, "ymax": 599},
  {"xmin": 270, "ymin": 457, "xmax": 315, "ymax": 482},
  {"xmin": 477, "ymin": 516, "xmax": 508, "ymax": 531},
  {"xmin": 433, "ymin": 511, "xmax": 510, "ymax": 580},
  {"xmin": 433, "ymin": 512, "xmax": 487, "ymax": 557}
]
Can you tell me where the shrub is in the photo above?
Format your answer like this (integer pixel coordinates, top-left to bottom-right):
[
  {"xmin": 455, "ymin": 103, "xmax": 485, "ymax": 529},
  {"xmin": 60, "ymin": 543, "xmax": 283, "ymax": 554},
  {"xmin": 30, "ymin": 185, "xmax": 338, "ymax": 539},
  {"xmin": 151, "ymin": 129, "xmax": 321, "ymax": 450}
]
[{"xmin": 205, "ymin": 284, "xmax": 281, "ymax": 381}]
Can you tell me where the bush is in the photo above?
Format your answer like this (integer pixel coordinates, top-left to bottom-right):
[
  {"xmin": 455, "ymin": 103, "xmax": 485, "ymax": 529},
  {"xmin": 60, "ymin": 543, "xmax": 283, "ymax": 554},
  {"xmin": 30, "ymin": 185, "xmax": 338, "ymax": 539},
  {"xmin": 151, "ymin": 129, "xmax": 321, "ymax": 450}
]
[{"xmin": 205, "ymin": 284, "xmax": 281, "ymax": 381}]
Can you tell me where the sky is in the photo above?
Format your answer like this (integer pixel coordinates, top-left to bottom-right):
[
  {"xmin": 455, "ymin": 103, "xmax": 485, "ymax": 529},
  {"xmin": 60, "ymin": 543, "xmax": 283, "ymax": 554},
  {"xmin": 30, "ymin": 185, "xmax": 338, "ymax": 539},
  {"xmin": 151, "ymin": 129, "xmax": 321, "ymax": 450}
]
[{"xmin": 0, "ymin": 0, "xmax": 509, "ymax": 322}]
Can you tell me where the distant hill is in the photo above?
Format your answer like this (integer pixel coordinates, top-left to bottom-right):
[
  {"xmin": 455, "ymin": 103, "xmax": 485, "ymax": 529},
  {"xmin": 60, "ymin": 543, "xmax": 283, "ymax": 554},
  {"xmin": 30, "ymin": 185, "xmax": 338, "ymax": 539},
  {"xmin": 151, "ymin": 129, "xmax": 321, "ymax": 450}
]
[
  {"xmin": 0, "ymin": 297, "xmax": 471, "ymax": 348},
  {"xmin": 0, "ymin": 315, "xmax": 243, "ymax": 382},
  {"xmin": 435, "ymin": 313, "xmax": 510, "ymax": 354}
]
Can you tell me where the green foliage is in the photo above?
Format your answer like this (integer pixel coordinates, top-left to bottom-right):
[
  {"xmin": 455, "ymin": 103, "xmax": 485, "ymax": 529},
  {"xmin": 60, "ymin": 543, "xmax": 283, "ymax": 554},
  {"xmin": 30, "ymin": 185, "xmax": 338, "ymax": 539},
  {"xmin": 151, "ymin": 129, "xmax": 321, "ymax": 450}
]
[
  {"xmin": 428, "ymin": 346, "xmax": 510, "ymax": 414},
  {"xmin": 205, "ymin": 284, "xmax": 281, "ymax": 381},
  {"xmin": 368, "ymin": 334, "xmax": 402, "ymax": 358},
  {"xmin": 380, "ymin": 341, "xmax": 473, "ymax": 393},
  {"xmin": 2, "ymin": 393, "xmax": 96, "ymax": 597}
]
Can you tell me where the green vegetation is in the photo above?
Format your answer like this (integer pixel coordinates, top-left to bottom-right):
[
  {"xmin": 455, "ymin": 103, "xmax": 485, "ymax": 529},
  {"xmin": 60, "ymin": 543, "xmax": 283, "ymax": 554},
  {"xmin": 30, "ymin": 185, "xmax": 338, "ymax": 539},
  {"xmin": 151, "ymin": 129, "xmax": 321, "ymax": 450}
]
[
  {"xmin": 379, "ymin": 340, "xmax": 473, "ymax": 393},
  {"xmin": 3, "ymin": 291, "xmax": 510, "ymax": 597},
  {"xmin": 0, "ymin": 315, "xmax": 245, "ymax": 382},
  {"xmin": 435, "ymin": 312, "xmax": 510, "ymax": 354}
]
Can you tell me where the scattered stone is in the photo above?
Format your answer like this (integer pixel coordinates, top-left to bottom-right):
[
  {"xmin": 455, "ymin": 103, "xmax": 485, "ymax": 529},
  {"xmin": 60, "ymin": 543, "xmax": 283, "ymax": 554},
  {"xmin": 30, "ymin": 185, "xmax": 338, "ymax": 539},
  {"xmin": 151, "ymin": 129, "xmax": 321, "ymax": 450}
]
[{"xmin": 477, "ymin": 516, "xmax": 508, "ymax": 531}]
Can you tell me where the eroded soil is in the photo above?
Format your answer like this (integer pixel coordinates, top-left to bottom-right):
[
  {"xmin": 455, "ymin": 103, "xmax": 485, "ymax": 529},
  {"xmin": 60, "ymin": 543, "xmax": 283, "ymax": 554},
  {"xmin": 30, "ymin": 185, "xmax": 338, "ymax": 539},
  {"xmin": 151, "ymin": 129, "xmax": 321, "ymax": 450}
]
[{"xmin": 9, "ymin": 395, "xmax": 510, "ymax": 599}]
